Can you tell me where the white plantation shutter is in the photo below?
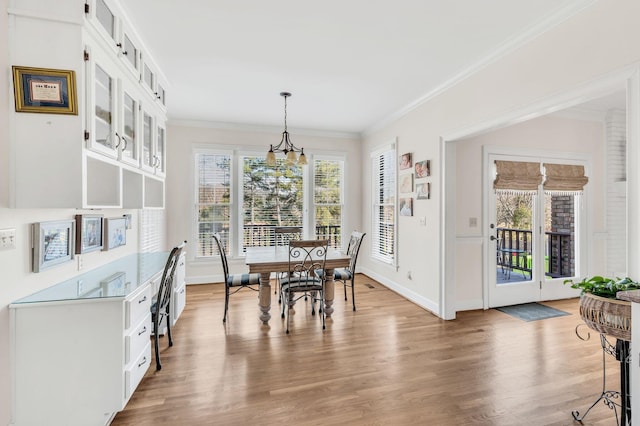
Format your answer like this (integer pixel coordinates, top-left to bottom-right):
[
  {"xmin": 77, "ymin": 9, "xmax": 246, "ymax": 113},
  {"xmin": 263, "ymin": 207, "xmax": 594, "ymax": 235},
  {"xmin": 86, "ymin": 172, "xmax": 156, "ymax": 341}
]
[
  {"xmin": 371, "ymin": 146, "xmax": 396, "ymax": 264},
  {"xmin": 139, "ymin": 209, "xmax": 164, "ymax": 252},
  {"xmin": 314, "ymin": 158, "xmax": 344, "ymax": 249},
  {"xmin": 195, "ymin": 152, "xmax": 231, "ymax": 257}
]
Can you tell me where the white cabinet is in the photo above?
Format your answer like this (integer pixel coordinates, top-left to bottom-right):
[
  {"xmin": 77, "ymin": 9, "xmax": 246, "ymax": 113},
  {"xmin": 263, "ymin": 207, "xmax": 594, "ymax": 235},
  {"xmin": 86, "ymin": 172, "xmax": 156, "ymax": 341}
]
[
  {"xmin": 8, "ymin": 0, "xmax": 166, "ymax": 209},
  {"xmin": 172, "ymin": 251, "xmax": 187, "ymax": 325},
  {"xmin": 9, "ymin": 252, "xmax": 168, "ymax": 425}
]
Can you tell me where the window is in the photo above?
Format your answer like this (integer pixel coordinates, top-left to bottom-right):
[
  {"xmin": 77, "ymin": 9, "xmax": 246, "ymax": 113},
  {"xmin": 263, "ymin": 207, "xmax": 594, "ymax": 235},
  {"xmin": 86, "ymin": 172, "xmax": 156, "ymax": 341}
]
[
  {"xmin": 195, "ymin": 152, "xmax": 231, "ymax": 257},
  {"xmin": 241, "ymin": 156, "xmax": 303, "ymax": 251},
  {"xmin": 95, "ymin": 0, "xmax": 115, "ymax": 39},
  {"xmin": 371, "ymin": 146, "xmax": 396, "ymax": 264},
  {"xmin": 193, "ymin": 150, "xmax": 345, "ymax": 258},
  {"xmin": 314, "ymin": 158, "xmax": 344, "ymax": 249}
]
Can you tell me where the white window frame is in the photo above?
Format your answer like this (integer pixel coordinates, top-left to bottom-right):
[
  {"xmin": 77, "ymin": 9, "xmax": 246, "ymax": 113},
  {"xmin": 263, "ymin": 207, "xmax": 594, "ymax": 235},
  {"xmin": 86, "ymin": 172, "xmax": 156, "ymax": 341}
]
[{"xmin": 371, "ymin": 141, "xmax": 397, "ymax": 265}]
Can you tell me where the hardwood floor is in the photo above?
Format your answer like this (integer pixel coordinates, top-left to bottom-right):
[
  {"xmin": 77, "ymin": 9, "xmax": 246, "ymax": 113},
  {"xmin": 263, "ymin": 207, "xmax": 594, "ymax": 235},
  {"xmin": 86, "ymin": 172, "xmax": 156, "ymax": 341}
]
[{"xmin": 113, "ymin": 275, "xmax": 624, "ymax": 425}]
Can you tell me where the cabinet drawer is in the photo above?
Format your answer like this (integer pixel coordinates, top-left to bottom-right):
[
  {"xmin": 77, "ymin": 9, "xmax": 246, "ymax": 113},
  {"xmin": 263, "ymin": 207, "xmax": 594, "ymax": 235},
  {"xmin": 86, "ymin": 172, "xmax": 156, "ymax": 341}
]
[
  {"xmin": 172, "ymin": 284, "xmax": 186, "ymax": 325},
  {"xmin": 125, "ymin": 313, "xmax": 151, "ymax": 364},
  {"xmin": 125, "ymin": 286, "xmax": 151, "ymax": 330},
  {"xmin": 125, "ymin": 342, "xmax": 151, "ymax": 401}
]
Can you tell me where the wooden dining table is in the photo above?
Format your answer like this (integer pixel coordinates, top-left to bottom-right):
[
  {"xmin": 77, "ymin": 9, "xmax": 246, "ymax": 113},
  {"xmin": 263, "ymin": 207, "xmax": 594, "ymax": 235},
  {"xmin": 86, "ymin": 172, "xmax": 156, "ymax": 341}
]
[{"xmin": 245, "ymin": 246, "xmax": 351, "ymax": 324}]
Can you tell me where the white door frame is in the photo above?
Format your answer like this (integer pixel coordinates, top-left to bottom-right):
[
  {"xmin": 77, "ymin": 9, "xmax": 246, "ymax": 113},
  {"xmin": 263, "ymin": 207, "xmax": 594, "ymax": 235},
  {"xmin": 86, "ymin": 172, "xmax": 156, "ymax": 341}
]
[{"xmin": 440, "ymin": 63, "xmax": 640, "ymax": 319}]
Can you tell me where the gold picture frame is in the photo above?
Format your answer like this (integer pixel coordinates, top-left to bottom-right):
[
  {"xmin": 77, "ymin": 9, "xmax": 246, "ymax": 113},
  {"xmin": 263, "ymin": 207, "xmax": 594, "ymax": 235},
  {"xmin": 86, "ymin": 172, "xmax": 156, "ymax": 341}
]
[{"xmin": 12, "ymin": 66, "xmax": 78, "ymax": 115}]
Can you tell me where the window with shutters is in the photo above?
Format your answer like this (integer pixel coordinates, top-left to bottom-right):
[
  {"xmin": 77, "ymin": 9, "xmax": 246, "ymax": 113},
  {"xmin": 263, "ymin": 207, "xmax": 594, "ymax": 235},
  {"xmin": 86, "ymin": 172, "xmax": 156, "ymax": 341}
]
[
  {"xmin": 314, "ymin": 158, "xmax": 343, "ymax": 249},
  {"xmin": 194, "ymin": 152, "xmax": 232, "ymax": 257},
  {"xmin": 371, "ymin": 146, "xmax": 396, "ymax": 264}
]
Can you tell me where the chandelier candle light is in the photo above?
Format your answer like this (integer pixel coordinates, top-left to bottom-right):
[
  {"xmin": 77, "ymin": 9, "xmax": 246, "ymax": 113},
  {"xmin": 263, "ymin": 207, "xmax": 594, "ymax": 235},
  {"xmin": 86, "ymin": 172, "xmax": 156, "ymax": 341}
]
[{"xmin": 266, "ymin": 91, "xmax": 307, "ymax": 167}]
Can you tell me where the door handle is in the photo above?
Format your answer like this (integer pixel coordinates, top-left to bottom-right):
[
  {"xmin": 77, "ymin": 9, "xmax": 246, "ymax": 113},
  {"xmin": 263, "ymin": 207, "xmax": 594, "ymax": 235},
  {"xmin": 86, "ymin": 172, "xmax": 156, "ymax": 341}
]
[{"xmin": 490, "ymin": 236, "xmax": 497, "ymax": 241}]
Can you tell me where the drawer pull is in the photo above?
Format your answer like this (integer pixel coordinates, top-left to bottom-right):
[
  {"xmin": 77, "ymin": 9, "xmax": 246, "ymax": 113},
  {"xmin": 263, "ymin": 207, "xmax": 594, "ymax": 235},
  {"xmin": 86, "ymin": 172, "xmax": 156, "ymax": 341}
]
[
  {"xmin": 138, "ymin": 357, "xmax": 148, "ymax": 368},
  {"xmin": 138, "ymin": 295, "xmax": 147, "ymax": 304},
  {"xmin": 179, "ymin": 288, "xmax": 185, "ymax": 294},
  {"xmin": 138, "ymin": 326, "xmax": 147, "ymax": 336}
]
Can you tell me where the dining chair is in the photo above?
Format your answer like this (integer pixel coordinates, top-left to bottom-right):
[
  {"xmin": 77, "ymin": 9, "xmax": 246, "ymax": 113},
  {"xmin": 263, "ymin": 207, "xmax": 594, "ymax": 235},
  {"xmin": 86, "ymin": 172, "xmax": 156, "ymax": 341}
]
[
  {"xmin": 280, "ymin": 239, "xmax": 329, "ymax": 334},
  {"xmin": 274, "ymin": 226, "xmax": 302, "ymax": 300},
  {"xmin": 335, "ymin": 231, "xmax": 366, "ymax": 311},
  {"xmin": 212, "ymin": 232, "xmax": 261, "ymax": 323},
  {"xmin": 151, "ymin": 240, "xmax": 187, "ymax": 371}
]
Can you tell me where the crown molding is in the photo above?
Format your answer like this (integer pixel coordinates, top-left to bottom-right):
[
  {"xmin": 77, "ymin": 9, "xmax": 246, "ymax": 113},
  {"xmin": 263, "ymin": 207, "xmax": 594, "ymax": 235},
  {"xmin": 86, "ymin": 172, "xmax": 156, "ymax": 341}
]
[
  {"xmin": 168, "ymin": 119, "xmax": 361, "ymax": 140},
  {"xmin": 363, "ymin": 0, "xmax": 598, "ymax": 137}
]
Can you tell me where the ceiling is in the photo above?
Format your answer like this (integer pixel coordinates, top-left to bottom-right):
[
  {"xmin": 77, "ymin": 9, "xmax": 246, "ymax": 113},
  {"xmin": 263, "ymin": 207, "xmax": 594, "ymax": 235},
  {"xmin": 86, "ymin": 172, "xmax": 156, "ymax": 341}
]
[{"xmin": 121, "ymin": 0, "xmax": 596, "ymax": 135}]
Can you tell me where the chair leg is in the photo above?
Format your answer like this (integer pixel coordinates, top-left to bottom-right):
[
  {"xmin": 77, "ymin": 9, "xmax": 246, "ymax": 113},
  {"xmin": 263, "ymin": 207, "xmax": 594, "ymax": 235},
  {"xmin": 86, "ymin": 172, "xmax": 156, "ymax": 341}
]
[
  {"xmin": 351, "ymin": 277, "xmax": 356, "ymax": 311},
  {"xmin": 343, "ymin": 279, "xmax": 348, "ymax": 301},
  {"xmin": 167, "ymin": 312, "xmax": 173, "ymax": 347},
  {"xmin": 223, "ymin": 285, "xmax": 230, "ymax": 323},
  {"xmin": 321, "ymin": 290, "xmax": 325, "ymax": 330},
  {"xmin": 153, "ymin": 316, "xmax": 161, "ymax": 371}
]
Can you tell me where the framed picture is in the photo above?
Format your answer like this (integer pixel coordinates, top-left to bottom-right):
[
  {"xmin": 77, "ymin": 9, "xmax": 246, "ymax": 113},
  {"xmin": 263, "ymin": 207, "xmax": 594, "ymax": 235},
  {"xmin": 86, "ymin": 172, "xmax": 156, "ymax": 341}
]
[
  {"xmin": 32, "ymin": 219, "xmax": 75, "ymax": 272},
  {"xmin": 12, "ymin": 66, "xmax": 78, "ymax": 115},
  {"xmin": 415, "ymin": 160, "xmax": 431, "ymax": 179},
  {"xmin": 400, "ymin": 173, "xmax": 414, "ymax": 193},
  {"xmin": 103, "ymin": 217, "xmax": 127, "ymax": 251},
  {"xmin": 416, "ymin": 182, "xmax": 431, "ymax": 200},
  {"xmin": 75, "ymin": 214, "xmax": 103, "ymax": 254},
  {"xmin": 399, "ymin": 152, "xmax": 412, "ymax": 170},
  {"xmin": 399, "ymin": 198, "xmax": 413, "ymax": 217},
  {"xmin": 123, "ymin": 214, "xmax": 133, "ymax": 230}
]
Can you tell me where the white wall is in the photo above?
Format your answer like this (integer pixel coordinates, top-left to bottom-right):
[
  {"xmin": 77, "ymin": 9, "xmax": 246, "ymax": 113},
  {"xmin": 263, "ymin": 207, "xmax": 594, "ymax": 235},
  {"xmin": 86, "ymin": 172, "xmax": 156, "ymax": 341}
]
[
  {"xmin": 360, "ymin": 0, "xmax": 640, "ymax": 318},
  {"xmin": 454, "ymin": 114, "xmax": 607, "ymax": 310},
  {"xmin": 165, "ymin": 123, "xmax": 362, "ymax": 284}
]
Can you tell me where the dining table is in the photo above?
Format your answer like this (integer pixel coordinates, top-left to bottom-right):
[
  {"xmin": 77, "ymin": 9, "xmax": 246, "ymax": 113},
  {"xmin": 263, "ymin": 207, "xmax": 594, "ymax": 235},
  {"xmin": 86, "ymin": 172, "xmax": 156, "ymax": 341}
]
[{"xmin": 245, "ymin": 246, "xmax": 351, "ymax": 324}]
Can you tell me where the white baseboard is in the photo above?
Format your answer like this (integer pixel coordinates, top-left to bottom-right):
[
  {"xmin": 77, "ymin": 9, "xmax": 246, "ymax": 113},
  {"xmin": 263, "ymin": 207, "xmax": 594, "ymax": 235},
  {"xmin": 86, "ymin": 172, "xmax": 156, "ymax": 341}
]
[{"xmin": 358, "ymin": 266, "xmax": 441, "ymax": 318}]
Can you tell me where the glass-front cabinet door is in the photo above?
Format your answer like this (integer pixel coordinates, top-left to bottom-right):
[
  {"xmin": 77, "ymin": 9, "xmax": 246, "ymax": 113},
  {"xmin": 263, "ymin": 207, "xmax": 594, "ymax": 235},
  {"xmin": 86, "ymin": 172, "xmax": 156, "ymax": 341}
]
[
  {"xmin": 119, "ymin": 84, "xmax": 139, "ymax": 167},
  {"xmin": 155, "ymin": 124, "xmax": 166, "ymax": 177},
  {"xmin": 86, "ymin": 46, "xmax": 119, "ymax": 158},
  {"xmin": 141, "ymin": 110, "xmax": 155, "ymax": 172}
]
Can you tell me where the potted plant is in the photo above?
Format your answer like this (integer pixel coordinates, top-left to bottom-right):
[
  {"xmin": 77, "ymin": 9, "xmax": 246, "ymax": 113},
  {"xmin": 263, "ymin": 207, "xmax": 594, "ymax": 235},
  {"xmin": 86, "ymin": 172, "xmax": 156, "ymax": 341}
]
[{"xmin": 564, "ymin": 276, "xmax": 640, "ymax": 341}]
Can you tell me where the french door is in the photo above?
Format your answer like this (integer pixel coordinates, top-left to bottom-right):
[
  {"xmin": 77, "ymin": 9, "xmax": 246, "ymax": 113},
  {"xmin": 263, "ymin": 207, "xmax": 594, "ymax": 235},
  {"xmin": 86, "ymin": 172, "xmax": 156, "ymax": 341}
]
[{"xmin": 486, "ymin": 155, "xmax": 584, "ymax": 308}]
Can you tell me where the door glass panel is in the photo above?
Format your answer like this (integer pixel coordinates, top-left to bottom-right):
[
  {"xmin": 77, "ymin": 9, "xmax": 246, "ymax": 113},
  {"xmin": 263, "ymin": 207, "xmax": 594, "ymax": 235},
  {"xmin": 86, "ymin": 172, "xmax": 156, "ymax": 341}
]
[
  {"xmin": 143, "ymin": 113, "xmax": 152, "ymax": 166},
  {"xmin": 544, "ymin": 193, "xmax": 578, "ymax": 278},
  {"xmin": 95, "ymin": 0, "xmax": 115, "ymax": 39},
  {"xmin": 94, "ymin": 64, "xmax": 112, "ymax": 149},
  {"xmin": 156, "ymin": 127, "xmax": 165, "ymax": 172},
  {"xmin": 122, "ymin": 92, "xmax": 136, "ymax": 160},
  {"xmin": 495, "ymin": 192, "xmax": 534, "ymax": 284},
  {"xmin": 123, "ymin": 35, "xmax": 138, "ymax": 69},
  {"xmin": 157, "ymin": 84, "xmax": 166, "ymax": 105}
]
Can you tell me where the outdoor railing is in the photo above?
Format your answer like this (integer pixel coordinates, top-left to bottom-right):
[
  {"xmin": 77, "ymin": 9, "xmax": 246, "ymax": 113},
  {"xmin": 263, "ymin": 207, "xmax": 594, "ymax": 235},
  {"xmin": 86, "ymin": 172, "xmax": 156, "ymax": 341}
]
[
  {"xmin": 496, "ymin": 227, "xmax": 573, "ymax": 278},
  {"xmin": 198, "ymin": 224, "xmax": 342, "ymax": 256}
]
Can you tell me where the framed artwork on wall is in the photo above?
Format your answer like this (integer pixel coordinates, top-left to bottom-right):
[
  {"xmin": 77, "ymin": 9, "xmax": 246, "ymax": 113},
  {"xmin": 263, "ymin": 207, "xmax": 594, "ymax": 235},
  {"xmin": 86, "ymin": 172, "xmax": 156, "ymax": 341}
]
[
  {"xmin": 415, "ymin": 160, "xmax": 430, "ymax": 179},
  {"xmin": 399, "ymin": 198, "xmax": 413, "ymax": 216},
  {"xmin": 103, "ymin": 217, "xmax": 127, "ymax": 251},
  {"xmin": 416, "ymin": 182, "xmax": 431, "ymax": 200},
  {"xmin": 399, "ymin": 152, "xmax": 412, "ymax": 170},
  {"xmin": 32, "ymin": 219, "xmax": 75, "ymax": 272},
  {"xmin": 75, "ymin": 214, "xmax": 103, "ymax": 254},
  {"xmin": 399, "ymin": 174, "xmax": 414, "ymax": 193},
  {"xmin": 12, "ymin": 66, "xmax": 78, "ymax": 115}
]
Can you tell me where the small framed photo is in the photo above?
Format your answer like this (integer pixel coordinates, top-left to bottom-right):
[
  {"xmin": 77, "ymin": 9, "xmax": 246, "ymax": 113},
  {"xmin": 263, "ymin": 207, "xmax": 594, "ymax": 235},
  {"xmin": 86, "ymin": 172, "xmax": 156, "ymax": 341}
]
[
  {"xmin": 416, "ymin": 182, "xmax": 431, "ymax": 200},
  {"xmin": 103, "ymin": 217, "xmax": 127, "ymax": 251},
  {"xmin": 399, "ymin": 174, "xmax": 414, "ymax": 193},
  {"xmin": 399, "ymin": 198, "xmax": 413, "ymax": 217},
  {"xmin": 123, "ymin": 214, "xmax": 133, "ymax": 230},
  {"xmin": 399, "ymin": 152, "xmax": 412, "ymax": 170},
  {"xmin": 415, "ymin": 160, "xmax": 431, "ymax": 179},
  {"xmin": 75, "ymin": 214, "xmax": 103, "ymax": 254},
  {"xmin": 32, "ymin": 219, "xmax": 75, "ymax": 272},
  {"xmin": 12, "ymin": 66, "xmax": 78, "ymax": 115}
]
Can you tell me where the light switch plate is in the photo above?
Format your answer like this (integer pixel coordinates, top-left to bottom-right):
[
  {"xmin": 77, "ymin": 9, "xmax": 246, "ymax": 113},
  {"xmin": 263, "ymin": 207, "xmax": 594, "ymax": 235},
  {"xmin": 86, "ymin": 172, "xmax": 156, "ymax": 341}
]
[{"xmin": 0, "ymin": 228, "xmax": 16, "ymax": 250}]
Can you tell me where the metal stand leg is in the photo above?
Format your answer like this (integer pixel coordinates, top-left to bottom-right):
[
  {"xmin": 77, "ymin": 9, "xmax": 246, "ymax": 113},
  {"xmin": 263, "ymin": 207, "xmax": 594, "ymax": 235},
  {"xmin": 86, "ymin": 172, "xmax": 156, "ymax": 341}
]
[{"xmin": 572, "ymin": 332, "xmax": 631, "ymax": 426}]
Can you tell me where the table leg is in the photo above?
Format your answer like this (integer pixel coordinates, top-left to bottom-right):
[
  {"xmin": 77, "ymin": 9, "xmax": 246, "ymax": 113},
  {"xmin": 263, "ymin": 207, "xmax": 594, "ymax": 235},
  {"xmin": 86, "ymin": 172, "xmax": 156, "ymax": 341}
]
[
  {"xmin": 258, "ymin": 272, "xmax": 271, "ymax": 324},
  {"xmin": 324, "ymin": 267, "xmax": 335, "ymax": 317}
]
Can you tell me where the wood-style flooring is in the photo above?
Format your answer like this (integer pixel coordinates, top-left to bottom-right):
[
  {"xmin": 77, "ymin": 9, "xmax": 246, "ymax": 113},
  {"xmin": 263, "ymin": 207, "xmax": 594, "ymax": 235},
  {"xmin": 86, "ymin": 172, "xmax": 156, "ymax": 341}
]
[{"xmin": 112, "ymin": 275, "xmax": 624, "ymax": 425}]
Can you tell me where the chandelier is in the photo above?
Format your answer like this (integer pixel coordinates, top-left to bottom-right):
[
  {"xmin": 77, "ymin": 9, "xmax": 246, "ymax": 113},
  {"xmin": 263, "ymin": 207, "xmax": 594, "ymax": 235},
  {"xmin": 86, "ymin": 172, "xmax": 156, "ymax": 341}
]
[{"xmin": 266, "ymin": 92, "xmax": 307, "ymax": 166}]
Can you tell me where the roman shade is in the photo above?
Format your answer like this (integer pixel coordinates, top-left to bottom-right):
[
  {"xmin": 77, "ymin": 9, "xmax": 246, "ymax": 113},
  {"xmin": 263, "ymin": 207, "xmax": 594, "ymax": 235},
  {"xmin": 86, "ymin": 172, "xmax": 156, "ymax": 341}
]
[
  {"xmin": 493, "ymin": 160, "xmax": 543, "ymax": 192},
  {"xmin": 543, "ymin": 163, "xmax": 588, "ymax": 193}
]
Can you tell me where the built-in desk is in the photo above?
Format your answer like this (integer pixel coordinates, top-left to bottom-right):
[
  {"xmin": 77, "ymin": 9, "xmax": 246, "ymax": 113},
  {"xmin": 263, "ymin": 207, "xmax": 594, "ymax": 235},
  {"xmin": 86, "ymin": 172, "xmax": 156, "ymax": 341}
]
[{"xmin": 10, "ymin": 252, "xmax": 168, "ymax": 426}]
